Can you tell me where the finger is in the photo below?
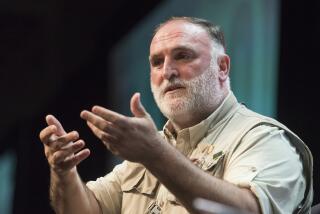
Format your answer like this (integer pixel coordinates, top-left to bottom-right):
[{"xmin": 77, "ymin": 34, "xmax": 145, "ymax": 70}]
[
  {"xmin": 51, "ymin": 131, "xmax": 79, "ymax": 151},
  {"xmin": 62, "ymin": 149, "xmax": 90, "ymax": 170},
  {"xmin": 80, "ymin": 111, "xmax": 121, "ymax": 135},
  {"xmin": 82, "ymin": 106, "xmax": 127, "ymax": 127},
  {"xmin": 51, "ymin": 140, "xmax": 85, "ymax": 164},
  {"xmin": 46, "ymin": 114, "xmax": 66, "ymax": 136},
  {"xmin": 86, "ymin": 122, "xmax": 118, "ymax": 144},
  {"xmin": 39, "ymin": 125, "xmax": 57, "ymax": 144},
  {"xmin": 130, "ymin": 92, "xmax": 148, "ymax": 118}
]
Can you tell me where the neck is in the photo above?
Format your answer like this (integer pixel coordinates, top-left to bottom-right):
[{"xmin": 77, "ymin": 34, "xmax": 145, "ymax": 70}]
[
  {"xmin": 169, "ymin": 110, "xmax": 210, "ymax": 131},
  {"xmin": 169, "ymin": 89, "xmax": 230, "ymax": 132}
]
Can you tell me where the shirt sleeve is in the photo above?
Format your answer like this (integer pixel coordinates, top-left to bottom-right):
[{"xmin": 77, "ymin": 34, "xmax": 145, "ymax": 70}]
[
  {"xmin": 86, "ymin": 162, "xmax": 125, "ymax": 214},
  {"xmin": 223, "ymin": 125, "xmax": 306, "ymax": 214}
]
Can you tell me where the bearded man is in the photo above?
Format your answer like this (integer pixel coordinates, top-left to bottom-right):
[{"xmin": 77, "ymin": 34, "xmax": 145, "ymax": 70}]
[{"xmin": 39, "ymin": 17, "xmax": 313, "ymax": 214}]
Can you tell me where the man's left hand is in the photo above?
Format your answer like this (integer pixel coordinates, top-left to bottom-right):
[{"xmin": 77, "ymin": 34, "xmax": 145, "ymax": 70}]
[{"xmin": 80, "ymin": 93, "xmax": 165, "ymax": 164}]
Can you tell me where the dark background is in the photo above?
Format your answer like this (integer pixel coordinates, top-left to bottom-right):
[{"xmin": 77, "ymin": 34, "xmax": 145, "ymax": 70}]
[
  {"xmin": 0, "ymin": 0, "xmax": 319, "ymax": 213},
  {"xmin": 278, "ymin": 0, "xmax": 320, "ymax": 207}
]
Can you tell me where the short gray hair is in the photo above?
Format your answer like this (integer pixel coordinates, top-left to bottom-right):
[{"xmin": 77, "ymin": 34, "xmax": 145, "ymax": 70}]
[{"xmin": 152, "ymin": 16, "xmax": 226, "ymax": 52}]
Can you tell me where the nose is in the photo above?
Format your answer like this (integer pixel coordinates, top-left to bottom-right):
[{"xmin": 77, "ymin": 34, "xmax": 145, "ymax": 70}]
[{"xmin": 163, "ymin": 58, "xmax": 179, "ymax": 80}]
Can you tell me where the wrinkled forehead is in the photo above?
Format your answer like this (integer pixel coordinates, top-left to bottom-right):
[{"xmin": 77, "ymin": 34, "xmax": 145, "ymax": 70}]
[{"xmin": 150, "ymin": 20, "xmax": 211, "ymax": 51}]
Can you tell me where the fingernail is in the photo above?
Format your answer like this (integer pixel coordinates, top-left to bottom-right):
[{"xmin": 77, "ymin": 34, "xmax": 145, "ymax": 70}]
[
  {"xmin": 92, "ymin": 106, "xmax": 99, "ymax": 112},
  {"xmin": 80, "ymin": 111, "xmax": 87, "ymax": 118},
  {"xmin": 73, "ymin": 131, "xmax": 79, "ymax": 137},
  {"xmin": 76, "ymin": 140, "xmax": 84, "ymax": 147}
]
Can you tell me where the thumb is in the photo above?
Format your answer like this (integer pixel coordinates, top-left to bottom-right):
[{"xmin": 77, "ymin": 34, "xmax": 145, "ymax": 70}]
[
  {"xmin": 130, "ymin": 93, "xmax": 148, "ymax": 118},
  {"xmin": 45, "ymin": 114, "xmax": 66, "ymax": 136}
]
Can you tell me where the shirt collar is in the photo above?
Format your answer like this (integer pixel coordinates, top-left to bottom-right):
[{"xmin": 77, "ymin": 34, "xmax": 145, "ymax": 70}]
[{"xmin": 163, "ymin": 91, "xmax": 238, "ymax": 149}]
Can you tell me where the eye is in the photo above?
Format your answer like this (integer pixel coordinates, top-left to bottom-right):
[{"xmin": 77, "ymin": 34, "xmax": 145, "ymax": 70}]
[
  {"xmin": 150, "ymin": 57, "xmax": 164, "ymax": 67},
  {"xmin": 174, "ymin": 52, "xmax": 194, "ymax": 61}
]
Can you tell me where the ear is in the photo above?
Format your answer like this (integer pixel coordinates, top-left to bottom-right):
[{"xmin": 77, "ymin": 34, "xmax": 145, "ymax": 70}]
[{"xmin": 217, "ymin": 54, "xmax": 230, "ymax": 82}]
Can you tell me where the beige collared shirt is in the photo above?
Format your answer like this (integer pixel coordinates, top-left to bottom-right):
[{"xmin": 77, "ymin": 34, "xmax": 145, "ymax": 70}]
[{"xmin": 87, "ymin": 92, "xmax": 312, "ymax": 214}]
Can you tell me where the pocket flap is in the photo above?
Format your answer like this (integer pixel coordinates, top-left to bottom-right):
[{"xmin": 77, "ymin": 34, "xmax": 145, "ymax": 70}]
[
  {"xmin": 121, "ymin": 166, "xmax": 159, "ymax": 196},
  {"xmin": 202, "ymin": 151, "xmax": 225, "ymax": 171}
]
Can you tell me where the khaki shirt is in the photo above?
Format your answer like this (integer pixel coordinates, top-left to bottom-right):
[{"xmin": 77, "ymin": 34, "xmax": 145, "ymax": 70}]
[{"xmin": 87, "ymin": 92, "xmax": 313, "ymax": 214}]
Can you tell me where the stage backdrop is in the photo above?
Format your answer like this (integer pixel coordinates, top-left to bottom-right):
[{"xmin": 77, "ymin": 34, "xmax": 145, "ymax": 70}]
[
  {"xmin": 109, "ymin": 0, "xmax": 279, "ymax": 129},
  {"xmin": 0, "ymin": 0, "xmax": 279, "ymax": 213}
]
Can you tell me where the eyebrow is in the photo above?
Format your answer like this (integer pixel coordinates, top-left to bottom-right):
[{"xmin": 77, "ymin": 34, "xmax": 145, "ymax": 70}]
[{"xmin": 172, "ymin": 45, "xmax": 194, "ymax": 53}]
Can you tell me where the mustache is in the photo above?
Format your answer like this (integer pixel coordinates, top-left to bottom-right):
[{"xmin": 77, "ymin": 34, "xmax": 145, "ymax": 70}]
[{"xmin": 158, "ymin": 78, "xmax": 187, "ymax": 92}]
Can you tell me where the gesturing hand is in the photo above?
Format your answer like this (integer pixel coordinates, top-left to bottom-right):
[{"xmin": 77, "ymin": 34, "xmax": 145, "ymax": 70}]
[
  {"xmin": 39, "ymin": 115, "xmax": 90, "ymax": 176},
  {"xmin": 80, "ymin": 93, "xmax": 165, "ymax": 164}
]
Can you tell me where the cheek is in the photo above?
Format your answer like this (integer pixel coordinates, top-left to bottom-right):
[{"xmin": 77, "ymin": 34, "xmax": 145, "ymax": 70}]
[
  {"xmin": 150, "ymin": 70, "xmax": 162, "ymax": 86},
  {"xmin": 180, "ymin": 64, "xmax": 206, "ymax": 80},
  {"xmin": 184, "ymin": 56, "xmax": 212, "ymax": 79}
]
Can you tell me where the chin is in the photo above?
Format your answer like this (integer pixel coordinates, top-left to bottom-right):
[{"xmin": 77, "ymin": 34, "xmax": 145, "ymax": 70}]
[{"xmin": 159, "ymin": 100, "xmax": 192, "ymax": 119}]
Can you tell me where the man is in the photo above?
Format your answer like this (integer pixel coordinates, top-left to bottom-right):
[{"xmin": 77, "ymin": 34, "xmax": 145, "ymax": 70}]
[{"xmin": 39, "ymin": 17, "xmax": 313, "ymax": 214}]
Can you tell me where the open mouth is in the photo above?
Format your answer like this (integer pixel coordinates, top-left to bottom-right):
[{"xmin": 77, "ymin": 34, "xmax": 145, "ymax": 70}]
[{"xmin": 164, "ymin": 84, "xmax": 185, "ymax": 94}]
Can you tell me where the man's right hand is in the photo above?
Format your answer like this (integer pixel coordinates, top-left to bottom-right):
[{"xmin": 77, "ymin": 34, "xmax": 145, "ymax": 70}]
[{"xmin": 39, "ymin": 115, "xmax": 90, "ymax": 177}]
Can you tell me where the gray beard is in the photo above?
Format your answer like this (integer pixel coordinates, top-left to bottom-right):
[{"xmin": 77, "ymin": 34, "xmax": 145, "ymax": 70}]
[{"xmin": 151, "ymin": 63, "xmax": 224, "ymax": 122}]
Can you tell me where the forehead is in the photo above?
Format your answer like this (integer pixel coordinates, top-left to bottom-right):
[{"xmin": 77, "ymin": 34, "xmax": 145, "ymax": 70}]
[{"xmin": 150, "ymin": 20, "xmax": 212, "ymax": 55}]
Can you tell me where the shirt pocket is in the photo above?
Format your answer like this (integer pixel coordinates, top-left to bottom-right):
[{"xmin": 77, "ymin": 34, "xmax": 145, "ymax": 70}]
[
  {"xmin": 201, "ymin": 150, "xmax": 226, "ymax": 178},
  {"xmin": 166, "ymin": 151, "xmax": 226, "ymax": 206},
  {"xmin": 120, "ymin": 168, "xmax": 160, "ymax": 214},
  {"xmin": 121, "ymin": 168, "xmax": 159, "ymax": 196}
]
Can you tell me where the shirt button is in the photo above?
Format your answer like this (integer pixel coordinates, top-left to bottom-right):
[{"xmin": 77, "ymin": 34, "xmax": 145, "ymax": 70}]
[
  {"xmin": 251, "ymin": 167, "xmax": 257, "ymax": 172},
  {"xmin": 159, "ymin": 201, "xmax": 164, "ymax": 207}
]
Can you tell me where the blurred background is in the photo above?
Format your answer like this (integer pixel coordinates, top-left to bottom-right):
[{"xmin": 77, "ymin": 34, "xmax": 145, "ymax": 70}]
[{"xmin": 0, "ymin": 0, "xmax": 319, "ymax": 213}]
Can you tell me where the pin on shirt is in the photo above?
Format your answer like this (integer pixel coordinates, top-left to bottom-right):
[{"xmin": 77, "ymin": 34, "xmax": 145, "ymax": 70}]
[{"xmin": 147, "ymin": 201, "xmax": 162, "ymax": 214}]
